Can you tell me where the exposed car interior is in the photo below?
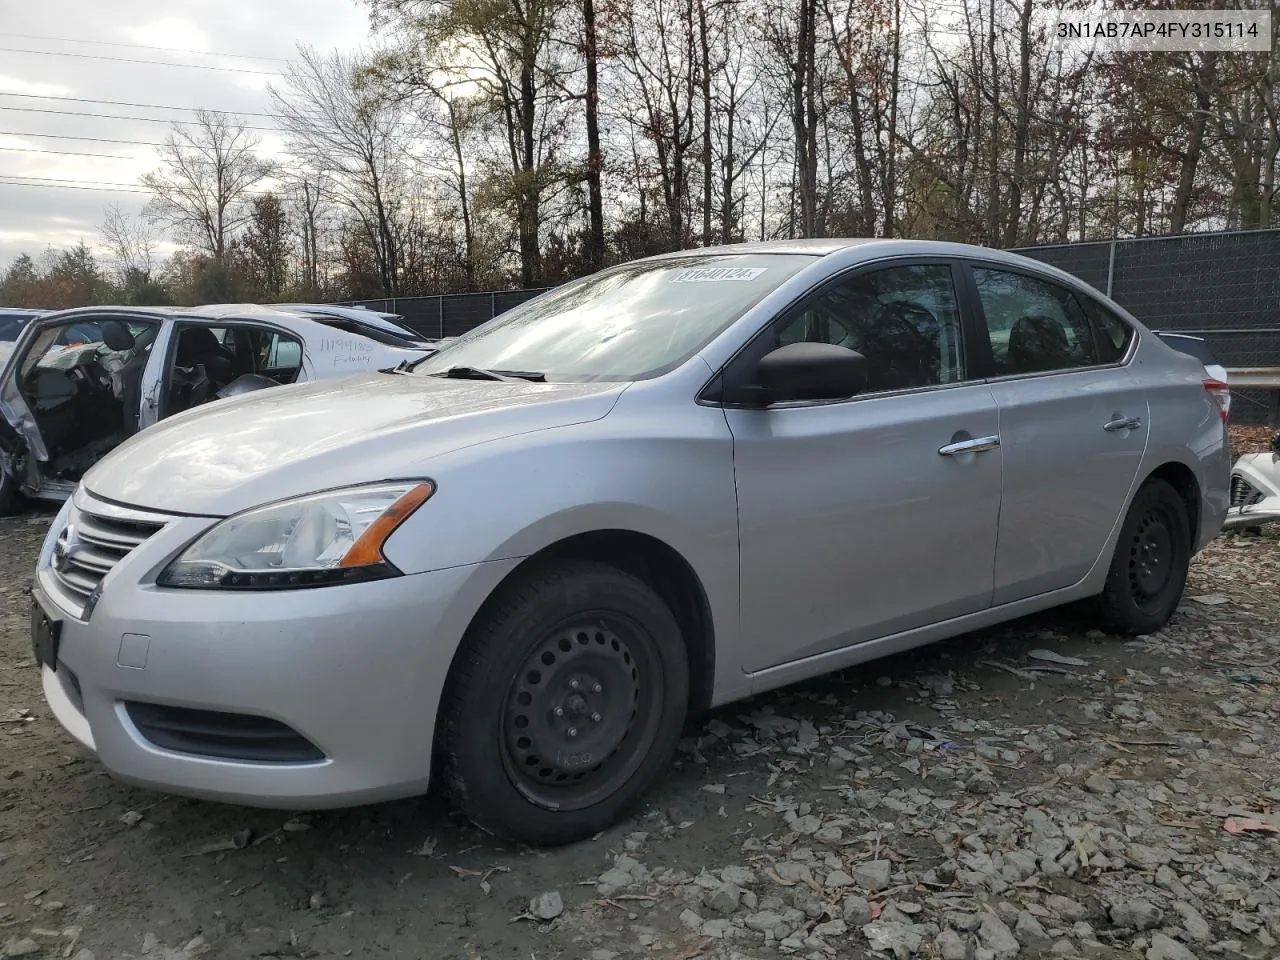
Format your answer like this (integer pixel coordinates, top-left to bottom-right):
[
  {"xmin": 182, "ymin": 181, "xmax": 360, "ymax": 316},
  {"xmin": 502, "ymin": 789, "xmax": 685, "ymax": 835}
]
[
  {"xmin": 164, "ymin": 324, "xmax": 304, "ymax": 417},
  {"xmin": 17, "ymin": 318, "xmax": 159, "ymax": 482}
]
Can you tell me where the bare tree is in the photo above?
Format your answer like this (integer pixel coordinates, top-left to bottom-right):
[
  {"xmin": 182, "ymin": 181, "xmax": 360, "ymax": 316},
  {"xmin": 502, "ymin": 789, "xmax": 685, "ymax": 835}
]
[
  {"xmin": 582, "ymin": 0, "xmax": 606, "ymax": 267},
  {"xmin": 271, "ymin": 47, "xmax": 417, "ymax": 297},
  {"xmin": 615, "ymin": 0, "xmax": 701, "ymax": 247},
  {"xmin": 370, "ymin": 0, "xmax": 574, "ymax": 287},
  {"xmin": 141, "ymin": 110, "xmax": 275, "ymax": 262},
  {"xmin": 756, "ymin": 0, "xmax": 828, "ymax": 237},
  {"xmin": 286, "ymin": 178, "xmax": 327, "ymax": 297},
  {"xmin": 98, "ymin": 203, "xmax": 157, "ymax": 286}
]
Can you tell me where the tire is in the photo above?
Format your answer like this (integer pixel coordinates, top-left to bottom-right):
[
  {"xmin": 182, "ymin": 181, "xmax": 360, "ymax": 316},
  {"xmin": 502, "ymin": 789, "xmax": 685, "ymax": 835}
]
[
  {"xmin": 1091, "ymin": 478, "xmax": 1191, "ymax": 635},
  {"xmin": 438, "ymin": 559, "xmax": 690, "ymax": 846},
  {"xmin": 0, "ymin": 466, "xmax": 24, "ymax": 517}
]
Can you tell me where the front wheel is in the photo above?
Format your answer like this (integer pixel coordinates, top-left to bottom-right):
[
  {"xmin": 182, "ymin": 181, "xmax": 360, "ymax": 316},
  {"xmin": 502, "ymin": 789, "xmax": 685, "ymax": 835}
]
[
  {"xmin": 438, "ymin": 560, "xmax": 689, "ymax": 846},
  {"xmin": 1091, "ymin": 478, "xmax": 1191, "ymax": 635}
]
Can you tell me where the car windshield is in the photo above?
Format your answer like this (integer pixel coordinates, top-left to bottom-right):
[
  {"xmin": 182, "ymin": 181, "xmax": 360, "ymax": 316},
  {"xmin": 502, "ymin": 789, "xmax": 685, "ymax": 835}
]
[{"xmin": 412, "ymin": 254, "xmax": 816, "ymax": 382}]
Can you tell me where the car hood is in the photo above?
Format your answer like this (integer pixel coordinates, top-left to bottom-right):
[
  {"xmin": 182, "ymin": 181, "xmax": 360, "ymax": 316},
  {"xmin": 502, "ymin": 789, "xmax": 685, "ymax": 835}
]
[{"xmin": 82, "ymin": 372, "xmax": 626, "ymax": 516}]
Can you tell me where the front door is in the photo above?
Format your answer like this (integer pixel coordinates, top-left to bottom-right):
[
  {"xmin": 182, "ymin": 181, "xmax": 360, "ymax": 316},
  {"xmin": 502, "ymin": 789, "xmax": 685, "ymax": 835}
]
[
  {"xmin": 965, "ymin": 264, "xmax": 1149, "ymax": 603},
  {"xmin": 719, "ymin": 261, "xmax": 1004, "ymax": 673},
  {"xmin": 1, "ymin": 315, "xmax": 161, "ymax": 490}
]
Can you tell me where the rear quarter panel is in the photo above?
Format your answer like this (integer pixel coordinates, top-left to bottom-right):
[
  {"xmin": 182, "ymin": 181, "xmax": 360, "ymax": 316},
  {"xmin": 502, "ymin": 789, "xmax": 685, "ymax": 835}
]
[{"xmin": 1130, "ymin": 332, "xmax": 1230, "ymax": 550}]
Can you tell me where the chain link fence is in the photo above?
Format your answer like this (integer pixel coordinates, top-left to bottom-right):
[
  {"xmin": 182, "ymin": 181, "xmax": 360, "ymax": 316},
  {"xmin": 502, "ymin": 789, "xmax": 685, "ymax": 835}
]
[
  {"xmin": 344, "ymin": 288, "xmax": 553, "ymax": 339},
  {"xmin": 348, "ymin": 228, "xmax": 1280, "ymax": 423}
]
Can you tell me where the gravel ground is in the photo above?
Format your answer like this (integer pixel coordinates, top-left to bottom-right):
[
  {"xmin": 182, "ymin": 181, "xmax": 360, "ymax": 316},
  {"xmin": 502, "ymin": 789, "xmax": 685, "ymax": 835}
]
[{"xmin": 3, "ymin": 493, "xmax": 1280, "ymax": 959}]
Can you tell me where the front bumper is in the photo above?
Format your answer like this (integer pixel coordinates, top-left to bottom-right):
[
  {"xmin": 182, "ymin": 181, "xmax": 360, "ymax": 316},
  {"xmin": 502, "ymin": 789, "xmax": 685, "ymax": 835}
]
[
  {"xmin": 1224, "ymin": 453, "xmax": 1280, "ymax": 530},
  {"xmin": 34, "ymin": 490, "xmax": 518, "ymax": 809}
]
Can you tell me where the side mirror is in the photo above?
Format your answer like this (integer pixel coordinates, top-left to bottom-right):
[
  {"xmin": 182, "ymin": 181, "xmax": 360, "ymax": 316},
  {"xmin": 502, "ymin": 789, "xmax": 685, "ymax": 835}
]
[{"xmin": 753, "ymin": 342, "xmax": 868, "ymax": 404}]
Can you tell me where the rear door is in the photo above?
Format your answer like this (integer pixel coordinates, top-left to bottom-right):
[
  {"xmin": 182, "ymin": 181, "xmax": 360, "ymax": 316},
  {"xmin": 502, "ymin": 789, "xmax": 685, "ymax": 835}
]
[{"xmin": 964, "ymin": 262, "xmax": 1149, "ymax": 604}]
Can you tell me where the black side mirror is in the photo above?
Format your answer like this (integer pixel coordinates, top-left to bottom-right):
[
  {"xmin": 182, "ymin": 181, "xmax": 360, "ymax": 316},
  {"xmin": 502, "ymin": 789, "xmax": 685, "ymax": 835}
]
[{"xmin": 753, "ymin": 342, "xmax": 868, "ymax": 404}]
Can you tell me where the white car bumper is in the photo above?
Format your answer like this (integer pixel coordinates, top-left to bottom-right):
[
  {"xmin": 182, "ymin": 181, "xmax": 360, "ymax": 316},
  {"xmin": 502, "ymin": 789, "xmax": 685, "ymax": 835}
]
[{"xmin": 1225, "ymin": 451, "xmax": 1280, "ymax": 529}]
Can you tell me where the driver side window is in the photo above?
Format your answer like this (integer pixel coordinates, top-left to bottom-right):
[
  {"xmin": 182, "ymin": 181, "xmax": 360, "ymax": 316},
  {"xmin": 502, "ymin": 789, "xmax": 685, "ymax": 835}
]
[{"xmin": 776, "ymin": 264, "xmax": 965, "ymax": 394}]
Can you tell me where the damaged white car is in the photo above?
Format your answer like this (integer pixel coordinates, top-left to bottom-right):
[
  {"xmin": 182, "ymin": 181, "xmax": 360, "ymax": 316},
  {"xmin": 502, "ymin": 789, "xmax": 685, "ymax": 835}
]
[
  {"xmin": 1226, "ymin": 433, "xmax": 1280, "ymax": 530},
  {"xmin": 0, "ymin": 304, "xmax": 431, "ymax": 514}
]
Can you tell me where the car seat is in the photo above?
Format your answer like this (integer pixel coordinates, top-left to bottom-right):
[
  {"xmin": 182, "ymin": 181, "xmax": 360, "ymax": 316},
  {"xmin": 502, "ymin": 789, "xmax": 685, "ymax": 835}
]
[
  {"xmin": 1007, "ymin": 314, "xmax": 1071, "ymax": 373},
  {"xmin": 175, "ymin": 328, "xmax": 234, "ymax": 389}
]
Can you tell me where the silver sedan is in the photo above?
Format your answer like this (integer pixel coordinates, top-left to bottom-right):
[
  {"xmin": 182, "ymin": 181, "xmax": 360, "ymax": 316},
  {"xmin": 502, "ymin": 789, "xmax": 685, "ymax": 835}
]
[{"xmin": 31, "ymin": 239, "xmax": 1229, "ymax": 845}]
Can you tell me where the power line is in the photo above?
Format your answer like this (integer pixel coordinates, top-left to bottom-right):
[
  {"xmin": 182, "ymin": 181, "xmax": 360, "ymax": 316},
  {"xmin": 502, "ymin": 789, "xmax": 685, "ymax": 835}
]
[
  {"xmin": 0, "ymin": 144, "xmax": 134, "ymax": 159},
  {"xmin": 0, "ymin": 32, "xmax": 291, "ymax": 63},
  {"xmin": 0, "ymin": 178, "xmax": 149, "ymax": 194},
  {"xmin": 0, "ymin": 173, "xmax": 144, "ymax": 188},
  {"xmin": 0, "ymin": 105, "xmax": 281, "ymax": 133},
  {"xmin": 0, "ymin": 92, "xmax": 281, "ymax": 119},
  {"xmin": 0, "ymin": 47, "xmax": 283, "ymax": 76},
  {"xmin": 0, "ymin": 130, "xmax": 164, "ymax": 147},
  {"xmin": 1, "ymin": 173, "xmax": 283, "ymax": 198}
]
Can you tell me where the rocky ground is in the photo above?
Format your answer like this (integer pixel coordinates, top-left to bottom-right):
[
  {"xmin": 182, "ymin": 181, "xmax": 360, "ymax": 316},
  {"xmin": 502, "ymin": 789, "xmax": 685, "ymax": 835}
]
[{"xmin": 3, "ymin": 482, "xmax": 1280, "ymax": 959}]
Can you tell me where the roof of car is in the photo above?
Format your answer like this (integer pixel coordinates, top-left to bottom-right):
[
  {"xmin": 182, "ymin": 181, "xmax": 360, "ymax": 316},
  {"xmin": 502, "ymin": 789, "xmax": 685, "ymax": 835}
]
[
  {"xmin": 29, "ymin": 304, "xmax": 314, "ymax": 323},
  {"xmin": 273, "ymin": 303, "xmax": 401, "ymax": 321},
  {"xmin": 641, "ymin": 238, "xmax": 880, "ymax": 258},
  {"xmin": 637, "ymin": 238, "xmax": 1109, "ymax": 297},
  {"xmin": 639, "ymin": 237, "xmax": 1058, "ymax": 262}
]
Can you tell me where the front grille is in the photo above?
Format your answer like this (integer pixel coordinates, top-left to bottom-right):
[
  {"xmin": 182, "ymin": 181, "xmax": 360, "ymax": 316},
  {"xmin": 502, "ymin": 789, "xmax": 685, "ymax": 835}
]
[
  {"xmin": 50, "ymin": 503, "xmax": 166, "ymax": 612},
  {"xmin": 125, "ymin": 702, "xmax": 325, "ymax": 764},
  {"xmin": 1231, "ymin": 475, "xmax": 1266, "ymax": 509}
]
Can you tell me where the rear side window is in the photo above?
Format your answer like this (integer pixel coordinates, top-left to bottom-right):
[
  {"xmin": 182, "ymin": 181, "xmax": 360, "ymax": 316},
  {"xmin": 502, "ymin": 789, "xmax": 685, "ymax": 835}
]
[
  {"xmin": 972, "ymin": 268, "xmax": 1098, "ymax": 375},
  {"xmin": 1084, "ymin": 300, "xmax": 1136, "ymax": 363}
]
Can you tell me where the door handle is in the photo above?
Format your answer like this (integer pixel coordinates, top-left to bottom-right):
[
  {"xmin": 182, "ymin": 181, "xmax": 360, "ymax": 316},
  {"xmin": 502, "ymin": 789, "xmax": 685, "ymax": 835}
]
[
  {"xmin": 1104, "ymin": 416, "xmax": 1143, "ymax": 432},
  {"xmin": 938, "ymin": 435, "xmax": 1001, "ymax": 456}
]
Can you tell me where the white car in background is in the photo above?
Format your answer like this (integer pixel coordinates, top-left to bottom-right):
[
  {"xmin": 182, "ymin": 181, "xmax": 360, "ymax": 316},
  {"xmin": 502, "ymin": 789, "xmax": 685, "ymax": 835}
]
[
  {"xmin": 1226, "ymin": 435, "xmax": 1280, "ymax": 530},
  {"xmin": 0, "ymin": 304, "xmax": 431, "ymax": 514},
  {"xmin": 272, "ymin": 303, "xmax": 441, "ymax": 352}
]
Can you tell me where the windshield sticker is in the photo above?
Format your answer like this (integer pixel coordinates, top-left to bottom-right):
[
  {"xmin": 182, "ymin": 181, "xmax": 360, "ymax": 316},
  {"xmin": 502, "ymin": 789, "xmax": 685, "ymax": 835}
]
[{"xmin": 669, "ymin": 266, "xmax": 767, "ymax": 283}]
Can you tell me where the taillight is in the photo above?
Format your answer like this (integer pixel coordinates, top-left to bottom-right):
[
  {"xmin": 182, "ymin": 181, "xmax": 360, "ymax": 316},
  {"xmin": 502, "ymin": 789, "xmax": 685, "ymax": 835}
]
[{"xmin": 1204, "ymin": 378, "xmax": 1230, "ymax": 423}]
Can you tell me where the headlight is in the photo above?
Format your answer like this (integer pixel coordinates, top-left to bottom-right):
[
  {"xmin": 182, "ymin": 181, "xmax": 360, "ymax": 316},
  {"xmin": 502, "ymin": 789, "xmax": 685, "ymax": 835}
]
[{"xmin": 157, "ymin": 481, "xmax": 435, "ymax": 590}]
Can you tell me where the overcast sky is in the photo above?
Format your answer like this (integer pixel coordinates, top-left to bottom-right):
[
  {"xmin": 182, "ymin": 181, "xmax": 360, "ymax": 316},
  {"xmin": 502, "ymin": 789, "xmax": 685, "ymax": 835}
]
[{"xmin": 0, "ymin": 0, "xmax": 370, "ymax": 271}]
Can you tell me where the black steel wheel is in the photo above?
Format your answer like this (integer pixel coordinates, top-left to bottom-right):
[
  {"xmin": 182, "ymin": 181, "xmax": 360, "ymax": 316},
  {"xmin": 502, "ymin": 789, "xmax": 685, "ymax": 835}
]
[
  {"xmin": 1093, "ymin": 478, "xmax": 1191, "ymax": 635},
  {"xmin": 1128, "ymin": 505, "xmax": 1175, "ymax": 609},
  {"xmin": 439, "ymin": 560, "xmax": 689, "ymax": 845},
  {"xmin": 500, "ymin": 618, "xmax": 663, "ymax": 811}
]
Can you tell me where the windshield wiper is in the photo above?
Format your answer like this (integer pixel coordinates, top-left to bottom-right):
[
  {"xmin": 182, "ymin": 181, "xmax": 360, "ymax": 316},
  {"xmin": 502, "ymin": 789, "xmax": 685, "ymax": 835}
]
[
  {"xmin": 431, "ymin": 365, "xmax": 546, "ymax": 382},
  {"xmin": 395, "ymin": 350, "xmax": 439, "ymax": 373}
]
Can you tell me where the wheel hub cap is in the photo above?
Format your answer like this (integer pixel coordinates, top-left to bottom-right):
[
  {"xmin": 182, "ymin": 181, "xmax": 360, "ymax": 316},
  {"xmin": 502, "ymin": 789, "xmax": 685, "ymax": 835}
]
[
  {"xmin": 1130, "ymin": 512, "xmax": 1172, "ymax": 598},
  {"xmin": 504, "ymin": 626, "xmax": 640, "ymax": 786}
]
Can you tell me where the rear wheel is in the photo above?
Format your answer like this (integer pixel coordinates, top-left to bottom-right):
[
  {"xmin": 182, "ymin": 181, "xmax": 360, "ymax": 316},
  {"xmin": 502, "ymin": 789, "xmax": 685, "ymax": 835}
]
[
  {"xmin": 438, "ymin": 560, "xmax": 689, "ymax": 845},
  {"xmin": 0, "ymin": 466, "xmax": 25, "ymax": 517},
  {"xmin": 1091, "ymin": 478, "xmax": 1191, "ymax": 635}
]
